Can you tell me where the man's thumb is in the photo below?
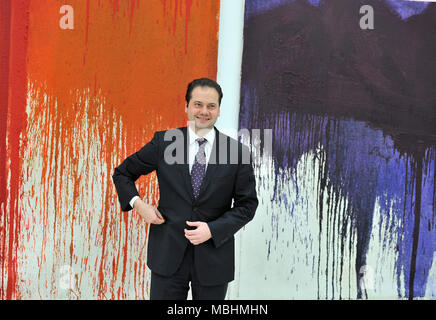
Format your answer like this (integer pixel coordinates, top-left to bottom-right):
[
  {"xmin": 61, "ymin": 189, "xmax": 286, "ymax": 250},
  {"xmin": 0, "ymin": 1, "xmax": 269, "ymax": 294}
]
[{"xmin": 154, "ymin": 208, "xmax": 165, "ymax": 220}]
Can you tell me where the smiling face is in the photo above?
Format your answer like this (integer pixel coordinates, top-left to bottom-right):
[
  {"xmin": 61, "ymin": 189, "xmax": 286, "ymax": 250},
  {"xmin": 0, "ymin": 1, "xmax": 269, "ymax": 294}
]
[{"xmin": 185, "ymin": 86, "xmax": 220, "ymax": 135}]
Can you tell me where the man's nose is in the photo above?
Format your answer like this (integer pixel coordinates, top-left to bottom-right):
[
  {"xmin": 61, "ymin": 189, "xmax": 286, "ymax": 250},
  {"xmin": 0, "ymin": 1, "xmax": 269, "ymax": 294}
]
[{"xmin": 198, "ymin": 106, "xmax": 209, "ymax": 114}]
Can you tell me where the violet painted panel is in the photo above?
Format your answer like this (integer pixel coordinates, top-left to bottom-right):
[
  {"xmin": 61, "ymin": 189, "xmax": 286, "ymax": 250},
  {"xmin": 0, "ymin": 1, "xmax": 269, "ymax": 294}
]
[{"xmin": 239, "ymin": 0, "xmax": 436, "ymax": 299}]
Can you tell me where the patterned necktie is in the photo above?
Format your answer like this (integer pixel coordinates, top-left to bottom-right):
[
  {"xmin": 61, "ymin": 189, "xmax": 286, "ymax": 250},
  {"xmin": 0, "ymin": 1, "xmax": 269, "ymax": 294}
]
[{"xmin": 191, "ymin": 138, "xmax": 207, "ymax": 199}]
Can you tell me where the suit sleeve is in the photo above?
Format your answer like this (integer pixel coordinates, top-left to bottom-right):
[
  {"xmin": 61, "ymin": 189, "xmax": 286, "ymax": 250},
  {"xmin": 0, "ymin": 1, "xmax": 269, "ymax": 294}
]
[
  {"xmin": 207, "ymin": 145, "xmax": 258, "ymax": 248},
  {"xmin": 112, "ymin": 131, "xmax": 160, "ymax": 212}
]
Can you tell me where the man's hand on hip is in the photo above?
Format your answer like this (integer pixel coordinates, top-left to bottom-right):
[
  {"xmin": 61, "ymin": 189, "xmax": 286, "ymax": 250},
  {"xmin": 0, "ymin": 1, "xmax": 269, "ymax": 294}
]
[
  {"xmin": 133, "ymin": 198, "xmax": 165, "ymax": 224},
  {"xmin": 184, "ymin": 221, "xmax": 212, "ymax": 245}
]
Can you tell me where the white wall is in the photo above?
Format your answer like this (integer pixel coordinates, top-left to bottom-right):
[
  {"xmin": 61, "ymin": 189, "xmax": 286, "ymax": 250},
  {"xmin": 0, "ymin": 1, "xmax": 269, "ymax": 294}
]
[
  {"xmin": 216, "ymin": 0, "xmax": 245, "ymax": 139},
  {"xmin": 216, "ymin": 0, "xmax": 251, "ymax": 299}
]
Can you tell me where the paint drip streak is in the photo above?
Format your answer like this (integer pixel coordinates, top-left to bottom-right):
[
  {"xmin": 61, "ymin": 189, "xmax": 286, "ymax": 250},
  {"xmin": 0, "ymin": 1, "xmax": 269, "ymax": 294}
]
[
  {"xmin": 0, "ymin": 0, "xmax": 12, "ymax": 300},
  {"xmin": 409, "ymin": 155, "xmax": 423, "ymax": 300},
  {"xmin": 4, "ymin": 0, "xmax": 30, "ymax": 300}
]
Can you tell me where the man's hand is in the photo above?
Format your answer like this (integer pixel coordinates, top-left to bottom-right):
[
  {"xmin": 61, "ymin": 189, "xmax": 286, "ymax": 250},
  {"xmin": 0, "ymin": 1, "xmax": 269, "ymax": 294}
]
[
  {"xmin": 184, "ymin": 221, "xmax": 212, "ymax": 245},
  {"xmin": 133, "ymin": 199, "xmax": 165, "ymax": 224}
]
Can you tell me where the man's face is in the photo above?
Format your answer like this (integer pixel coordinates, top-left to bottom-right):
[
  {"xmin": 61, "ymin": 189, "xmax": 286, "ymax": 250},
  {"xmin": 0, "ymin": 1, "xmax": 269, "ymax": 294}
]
[{"xmin": 185, "ymin": 86, "xmax": 220, "ymax": 133}]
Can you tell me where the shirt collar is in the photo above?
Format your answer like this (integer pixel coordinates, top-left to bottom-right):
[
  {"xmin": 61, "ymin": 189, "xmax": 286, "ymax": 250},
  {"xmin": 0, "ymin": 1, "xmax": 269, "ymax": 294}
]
[{"xmin": 188, "ymin": 125, "xmax": 216, "ymax": 146}]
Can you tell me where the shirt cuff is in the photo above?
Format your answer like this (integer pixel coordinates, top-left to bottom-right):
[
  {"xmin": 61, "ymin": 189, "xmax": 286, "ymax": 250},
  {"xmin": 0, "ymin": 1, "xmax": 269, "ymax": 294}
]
[{"xmin": 129, "ymin": 196, "xmax": 140, "ymax": 210}]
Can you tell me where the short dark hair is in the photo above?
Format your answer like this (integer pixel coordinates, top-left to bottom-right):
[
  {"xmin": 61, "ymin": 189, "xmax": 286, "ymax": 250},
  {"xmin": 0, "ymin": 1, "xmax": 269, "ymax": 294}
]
[{"xmin": 185, "ymin": 78, "xmax": 223, "ymax": 105}]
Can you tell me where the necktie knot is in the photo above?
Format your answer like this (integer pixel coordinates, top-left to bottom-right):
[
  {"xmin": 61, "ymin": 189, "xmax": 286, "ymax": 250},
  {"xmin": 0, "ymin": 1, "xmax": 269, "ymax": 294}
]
[{"xmin": 196, "ymin": 137, "xmax": 207, "ymax": 147}]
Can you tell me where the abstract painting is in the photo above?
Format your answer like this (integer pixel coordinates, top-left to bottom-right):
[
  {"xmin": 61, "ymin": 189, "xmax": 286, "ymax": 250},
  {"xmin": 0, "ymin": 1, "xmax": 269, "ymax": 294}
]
[
  {"xmin": 238, "ymin": 0, "xmax": 436, "ymax": 299},
  {"xmin": 1, "ymin": 0, "xmax": 219, "ymax": 299}
]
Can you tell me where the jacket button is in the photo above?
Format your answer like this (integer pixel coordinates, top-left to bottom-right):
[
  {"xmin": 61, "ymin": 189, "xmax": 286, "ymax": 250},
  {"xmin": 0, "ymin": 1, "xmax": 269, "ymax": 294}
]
[{"xmin": 193, "ymin": 207, "xmax": 198, "ymax": 212}]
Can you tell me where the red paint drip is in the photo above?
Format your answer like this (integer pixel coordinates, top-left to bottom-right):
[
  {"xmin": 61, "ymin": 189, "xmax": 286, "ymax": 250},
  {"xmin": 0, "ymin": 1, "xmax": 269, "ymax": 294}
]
[
  {"xmin": 4, "ymin": 0, "xmax": 30, "ymax": 300},
  {"xmin": 184, "ymin": 0, "xmax": 193, "ymax": 54},
  {"xmin": 173, "ymin": 0, "xmax": 179, "ymax": 35},
  {"xmin": 111, "ymin": 0, "xmax": 120, "ymax": 19},
  {"xmin": 129, "ymin": 0, "xmax": 135, "ymax": 35},
  {"xmin": 94, "ymin": 73, "xmax": 97, "ymax": 96},
  {"xmin": 85, "ymin": 0, "xmax": 90, "ymax": 45},
  {"xmin": 0, "ymin": 0, "xmax": 11, "ymax": 300}
]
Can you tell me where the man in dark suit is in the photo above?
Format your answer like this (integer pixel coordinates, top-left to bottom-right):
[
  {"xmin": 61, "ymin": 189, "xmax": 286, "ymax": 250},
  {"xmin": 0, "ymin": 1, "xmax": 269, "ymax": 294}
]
[{"xmin": 112, "ymin": 78, "xmax": 258, "ymax": 300}]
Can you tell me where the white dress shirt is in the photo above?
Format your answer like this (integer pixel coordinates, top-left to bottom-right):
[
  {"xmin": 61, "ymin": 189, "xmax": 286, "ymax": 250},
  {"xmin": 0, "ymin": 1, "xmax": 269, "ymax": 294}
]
[{"xmin": 129, "ymin": 126, "xmax": 216, "ymax": 209}]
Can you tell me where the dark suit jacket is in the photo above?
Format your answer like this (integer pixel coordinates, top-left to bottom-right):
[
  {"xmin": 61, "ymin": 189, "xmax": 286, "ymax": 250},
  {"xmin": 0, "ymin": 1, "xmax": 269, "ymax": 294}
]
[{"xmin": 112, "ymin": 126, "xmax": 258, "ymax": 286}]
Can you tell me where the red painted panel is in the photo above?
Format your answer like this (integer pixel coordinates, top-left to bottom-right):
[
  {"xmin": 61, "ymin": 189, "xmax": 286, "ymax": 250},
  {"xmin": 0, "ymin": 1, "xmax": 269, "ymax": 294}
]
[{"xmin": 1, "ymin": 0, "xmax": 220, "ymax": 299}]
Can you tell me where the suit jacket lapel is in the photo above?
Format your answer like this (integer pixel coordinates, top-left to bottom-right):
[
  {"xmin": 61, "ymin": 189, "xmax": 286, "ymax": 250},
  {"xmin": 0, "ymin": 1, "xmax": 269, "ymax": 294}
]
[
  {"xmin": 197, "ymin": 127, "xmax": 227, "ymax": 201},
  {"xmin": 179, "ymin": 126, "xmax": 195, "ymax": 201}
]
